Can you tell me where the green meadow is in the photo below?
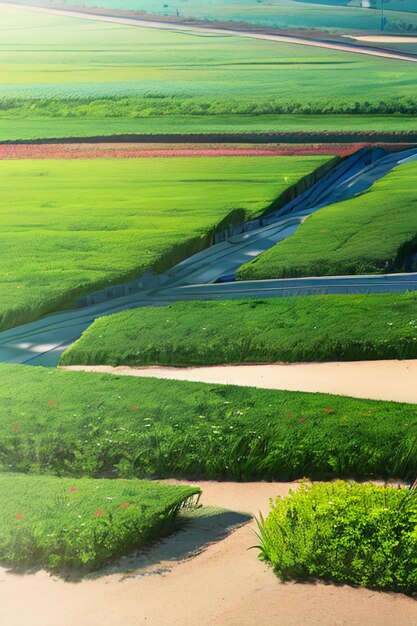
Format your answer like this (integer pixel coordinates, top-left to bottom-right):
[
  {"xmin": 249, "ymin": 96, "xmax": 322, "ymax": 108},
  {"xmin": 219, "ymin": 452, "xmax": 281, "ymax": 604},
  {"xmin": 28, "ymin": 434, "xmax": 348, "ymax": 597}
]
[
  {"xmin": 238, "ymin": 159, "xmax": 417, "ymax": 280},
  {"xmin": 1, "ymin": 6, "xmax": 417, "ymax": 139},
  {"xmin": 259, "ymin": 481, "xmax": 417, "ymax": 593},
  {"xmin": 60, "ymin": 293, "xmax": 417, "ymax": 367},
  {"xmin": 2, "ymin": 364, "xmax": 417, "ymax": 482},
  {"xmin": 0, "ymin": 155, "xmax": 331, "ymax": 330},
  {"xmin": 0, "ymin": 473, "xmax": 199, "ymax": 571}
]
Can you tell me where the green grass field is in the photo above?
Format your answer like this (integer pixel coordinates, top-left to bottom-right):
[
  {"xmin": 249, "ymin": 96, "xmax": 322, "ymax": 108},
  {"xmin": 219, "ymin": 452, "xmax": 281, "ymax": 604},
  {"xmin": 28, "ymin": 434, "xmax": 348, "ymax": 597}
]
[
  {"xmin": 2, "ymin": 363, "xmax": 417, "ymax": 482},
  {"xmin": 1, "ymin": 5, "xmax": 417, "ymax": 140},
  {"xmin": 258, "ymin": 481, "xmax": 417, "ymax": 593},
  {"xmin": 238, "ymin": 159, "xmax": 417, "ymax": 280},
  {"xmin": 60, "ymin": 293, "xmax": 417, "ymax": 367},
  {"xmin": 0, "ymin": 472, "xmax": 199, "ymax": 571},
  {"xmin": 12, "ymin": 0, "xmax": 417, "ymax": 32},
  {"xmin": 0, "ymin": 155, "xmax": 331, "ymax": 331}
]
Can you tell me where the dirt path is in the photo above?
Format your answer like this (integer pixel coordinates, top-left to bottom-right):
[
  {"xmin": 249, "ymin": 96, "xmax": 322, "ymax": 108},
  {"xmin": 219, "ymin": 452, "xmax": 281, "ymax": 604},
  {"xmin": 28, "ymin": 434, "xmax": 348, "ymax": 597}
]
[
  {"xmin": 63, "ymin": 359, "xmax": 417, "ymax": 404},
  {"xmin": 2, "ymin": 479, "xmax": 417, "ymax": 626},
  {"xmin": 0, "ymin": 142, "xmax": 359, "ymax": 159},
  {"xmin": 3, "ymin": 2, "xmax": 417, "ymax": 64}
]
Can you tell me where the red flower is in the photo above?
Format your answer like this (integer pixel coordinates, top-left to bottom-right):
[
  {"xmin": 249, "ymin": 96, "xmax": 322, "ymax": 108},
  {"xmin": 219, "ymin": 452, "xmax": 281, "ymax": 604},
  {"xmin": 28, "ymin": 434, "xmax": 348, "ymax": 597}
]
[
  {"xmin": 94, "ymin": 510, "xmax": 105, "ymax": 517},
  {"xmin": 120, "ymin": 502, "xmax": 130, "ymax": 509},
  {"xmin": 48, "ymin": 400, "xmax": 58, "ymax": 407},
  {"xmin": 69, "ymin": 486, "xmax": 78, "ymax": 493},
  {"xmin": 131, "ymin": 405, "xmax": 138, "ymax": 411},
  {"xmin": 16, "ymin": 513, "xmax": 24, "ymax": 520},
  {"xmin": 323, "ymin": 408, "xmax": 335, "ymax": 414},
  {"xmin": 10, "ymin": 423, "xmax": 22, "ymax": 433},
  {"xmin": 287, "ymin": 413, "xmax": 293, "ymax": 418}
]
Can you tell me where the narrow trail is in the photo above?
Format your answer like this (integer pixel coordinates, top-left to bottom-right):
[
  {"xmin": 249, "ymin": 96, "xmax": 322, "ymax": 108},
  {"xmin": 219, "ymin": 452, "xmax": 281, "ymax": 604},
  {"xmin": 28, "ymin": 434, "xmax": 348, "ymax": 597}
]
[
  {"xmin": 62, "ymin": 359, "xmax": 417, "ymax": 405},
  {"xmin": 3, "ymin": 1, "xmax": 417, "ymax": 64}
]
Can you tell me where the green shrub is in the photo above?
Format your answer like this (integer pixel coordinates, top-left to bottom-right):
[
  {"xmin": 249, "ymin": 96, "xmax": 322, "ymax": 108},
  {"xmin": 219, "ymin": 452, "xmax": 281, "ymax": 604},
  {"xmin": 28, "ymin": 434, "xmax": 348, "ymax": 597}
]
[
  {"xmin": 61, "ymin": 293, "xmax": 417, "ymax": 367},
  {"xmin": 258, "ymin": 481, "xmax": 417, "ymax": 593},
  {"xmin": 2, "ymin": 364, "xmax": 417, "ymax": 481},
  {"xmin": 0, "ymin": 473, "xmax": 199, "ymax": 572}
]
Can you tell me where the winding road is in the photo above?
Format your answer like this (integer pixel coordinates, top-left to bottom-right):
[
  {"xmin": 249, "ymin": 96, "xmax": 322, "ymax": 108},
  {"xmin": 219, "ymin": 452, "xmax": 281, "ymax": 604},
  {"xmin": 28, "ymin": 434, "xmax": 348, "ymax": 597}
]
[
  {"xmin": 3, "ymin": 2, "xmax": 417, "ymax": 64},
  {"xmin": 0, "ymin": 146, "xmax": 417, "ymax": 367}
]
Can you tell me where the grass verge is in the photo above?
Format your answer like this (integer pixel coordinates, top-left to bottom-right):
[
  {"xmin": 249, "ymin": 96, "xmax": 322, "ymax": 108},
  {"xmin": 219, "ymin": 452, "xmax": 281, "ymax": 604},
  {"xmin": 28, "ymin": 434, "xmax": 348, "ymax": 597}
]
[
  {"xmin": 0, "ymin": 472, "xmax": 199, "ymax": 572},
  {"xmin": 2, "ymin": 364, "xmax": 417, "ymax": 481},
  {"xmin": 238, "ymin": 159, "xmax": 417, "ymax": 279},
  {"xmin": 60, "ymin": 293, "xmax": 417, "ymax": 367},
  {"xmin": 258, "ymin": 481, "xmax": 417, "ymax": 594}
]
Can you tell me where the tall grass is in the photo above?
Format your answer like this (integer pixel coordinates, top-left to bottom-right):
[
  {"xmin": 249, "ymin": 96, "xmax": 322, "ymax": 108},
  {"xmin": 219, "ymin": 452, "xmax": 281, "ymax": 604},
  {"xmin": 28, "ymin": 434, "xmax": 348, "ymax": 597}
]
[
  {"xmin": 2, "ymin": 364, "xmax": 417, "ymax": 482},
  {"xmin": 0, "ymin": 473, "xmax": 199, "ymax": 572}
]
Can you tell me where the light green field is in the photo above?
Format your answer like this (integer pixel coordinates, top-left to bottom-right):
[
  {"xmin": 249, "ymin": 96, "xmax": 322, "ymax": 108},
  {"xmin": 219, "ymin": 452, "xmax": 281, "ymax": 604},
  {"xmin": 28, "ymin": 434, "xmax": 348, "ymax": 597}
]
[
  {"xmin": 60, "ymin": 293, "xmax": 417, "ymax": 367},
  {"xmin": 238, "ymin": 159, "xmax": 417, "ymax": 280},
  {"xmin": 1, "ymin": 5, "xmax": 417, "ymax": 139},
  {"xmin": 0, "ymin": 155, "xmax": 332, "ymax": 330},
  {"xmin": 0, "ymin": 473, "xmax": 199, "ymax": 571},
  {"xmin": 12, "ymin": 0, "xmax": 417, "ymax": 32}
]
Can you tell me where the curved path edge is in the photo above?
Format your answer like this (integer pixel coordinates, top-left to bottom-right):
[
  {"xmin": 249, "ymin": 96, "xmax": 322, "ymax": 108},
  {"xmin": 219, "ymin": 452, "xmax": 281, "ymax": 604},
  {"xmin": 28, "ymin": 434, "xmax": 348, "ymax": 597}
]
[{"xmin": 62, "ymin": 359, "xmax": 417, "ymax": 404}]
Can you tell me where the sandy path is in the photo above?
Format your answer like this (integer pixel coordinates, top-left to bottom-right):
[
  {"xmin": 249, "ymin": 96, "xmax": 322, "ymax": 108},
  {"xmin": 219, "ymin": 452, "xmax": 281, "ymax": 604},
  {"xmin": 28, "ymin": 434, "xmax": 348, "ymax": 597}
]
[
  {"xmin": 63, "ymin": 359, "xmax": 417, "ymax": 404},
  {"xmin": 3, "ymin": 2, "xmax": 417, "ymax": 64},
  {"xmin": 353, "ymin": 36, "xmax": 417, "ymax": 43},
  {"xmin": 2, "ymin": 479, "xmax": 417, "ymax": 626}
]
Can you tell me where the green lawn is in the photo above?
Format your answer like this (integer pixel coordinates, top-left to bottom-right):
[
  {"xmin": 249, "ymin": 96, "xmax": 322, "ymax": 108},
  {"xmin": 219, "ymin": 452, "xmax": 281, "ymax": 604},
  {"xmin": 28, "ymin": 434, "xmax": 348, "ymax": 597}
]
[
  {"xmin": 238, "ymin": 159, "xmax": 417, "ymax": 280},
  {"xmin": 11, "ymin": 0, "xmax": 417, "ymax": 32},
  {"xmin": 1, "ymin": 5, "xmax": 417, "ymax": 140},
  {"xmin": 0, "ymin": 115, "xmax": 416, "ymax": 142},
  {"xmin": 0, "ymin": 155, "xmax": 332, "ymax": 331},
  {"xmin": 259, "ymin": 481, "xmax": 417, "ymax": 594},
  {"xmin": 60, "ymin": 293, "xmax": 417, "ymax": 367},
  {"xmin": 2, "ymin": 363, "xmax": 417, "ymax": 482},
  {"xmin": 0, "ymin": 472, "xmax": 199, "ymax": 572}
]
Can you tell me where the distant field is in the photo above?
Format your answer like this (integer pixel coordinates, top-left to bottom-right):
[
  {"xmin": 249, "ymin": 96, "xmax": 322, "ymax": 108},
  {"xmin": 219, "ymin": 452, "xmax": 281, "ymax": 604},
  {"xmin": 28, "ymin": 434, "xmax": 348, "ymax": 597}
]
[
  {"xmin": 1, "ymin": 5, "xmax": 417, "ymax": 140},
  {"xmin": 0, "ymin": 473, "xmax": 199, "ymax": 572},
  {"xmin": 238, "ymin": 160, "xmax": 417, "ymax": 280},
  {"xmin": 0, "ymin": 155, "xmax": 332, "ymax": 330},
  {"xmin": 60, "ymin": 294, "xmax": 417, "ymax": 367},
  {"xmin": 10, "ymin": 0, "xmax": 417, "ymax": 32},
  {"xmin": 2, "ymin": 363, "xmax": 417, "ymax": 481}
]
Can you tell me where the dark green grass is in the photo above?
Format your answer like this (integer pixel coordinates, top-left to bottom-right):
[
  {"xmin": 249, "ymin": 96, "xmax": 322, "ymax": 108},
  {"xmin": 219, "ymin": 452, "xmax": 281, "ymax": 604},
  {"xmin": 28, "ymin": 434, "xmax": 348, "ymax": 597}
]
[
  {"xmin": 238, "ymin": 160, "xmax": 417, "ymax": 280},
  {"xmin": 2, "ymin": 364, "xmax": 417, "ymax": 482},
  {"xmin": 0, "ymin": 472, "xmax": 199, "ymax": 572},
  {"xmin": 61, "ymin": 293, "xmax": 417, "ymax": 367},
  {"xmin": 258, "ymin": 481, "xmax": 417, "ymax": 594}
]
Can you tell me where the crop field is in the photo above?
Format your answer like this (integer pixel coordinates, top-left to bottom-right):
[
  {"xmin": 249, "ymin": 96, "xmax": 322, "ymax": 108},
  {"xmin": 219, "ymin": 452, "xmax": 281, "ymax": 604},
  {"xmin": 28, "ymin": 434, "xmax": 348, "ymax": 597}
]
[
  {"xmin": 259, "ymin": 481, "xmax": 417, "ymax": 593},
  {"xmin": 0, "ymin": 472, "xmax": 199, "ymax": 572},
  {"xmin": 1, "ymin": 6, "xmax": 417, "ymax": 140},
  {"xmin": 13, "ymin": 0, "xmax": 417, "ymax": 32},
  {"xmin": 2, "ymin": 363, "xmax": 417, "ymax": 482},
  {"xmin": 0, "ymin": 155, "xmax": 332, "ymax": 330},
  {"xmin": 60, "ymin": 293, "xmax": 417, "ymax": 367},
  {"xmin": 238, "ymin": 159, "xmax": 417, "ymax": 280}
]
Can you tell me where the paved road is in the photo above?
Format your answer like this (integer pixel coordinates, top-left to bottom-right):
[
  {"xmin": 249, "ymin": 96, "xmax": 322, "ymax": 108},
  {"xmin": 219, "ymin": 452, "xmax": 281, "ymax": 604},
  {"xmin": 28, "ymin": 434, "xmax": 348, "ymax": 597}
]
[
  {"xmin": 1, "ymin": 146, "xmax": 417, "ymax": 367},
  {"xmin": 3, "ymin": 2, "xmax": 417, "ymax": 64}
]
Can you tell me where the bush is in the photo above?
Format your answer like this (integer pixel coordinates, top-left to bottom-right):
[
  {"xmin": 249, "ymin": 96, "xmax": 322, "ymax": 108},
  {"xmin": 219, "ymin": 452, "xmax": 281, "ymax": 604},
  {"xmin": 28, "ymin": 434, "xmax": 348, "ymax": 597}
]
[{"xmin": 258, "ymin": 481, "xmax": 417, "ymax": 593}]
